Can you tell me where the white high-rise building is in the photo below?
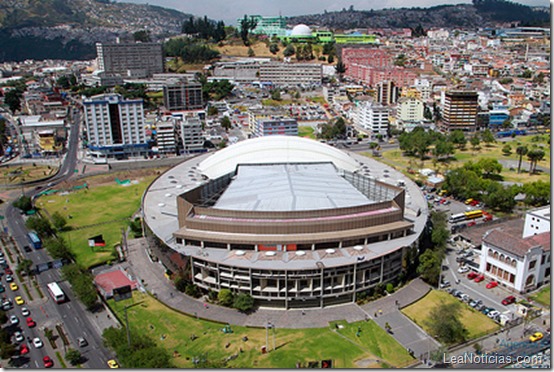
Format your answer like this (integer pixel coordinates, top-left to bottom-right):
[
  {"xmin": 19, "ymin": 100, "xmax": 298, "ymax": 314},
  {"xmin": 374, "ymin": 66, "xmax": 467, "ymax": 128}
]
[
  {"xmin": 354, "ymin": 101, "xmax": 390, "ymax": 135},
  {"xmin": 180, "ymin": 116, "xmax": 204, "ymax": 154},
  {"xmin": 83, "ymin": 93, "xmax": 147, "ymax": 159},
  {"xmin": 396, "ymin": 97, "xmax": 424, "ymax": 125},
  {"xmin": 155, "ymin": 120, "xmax": 177, "ymax": 155}
]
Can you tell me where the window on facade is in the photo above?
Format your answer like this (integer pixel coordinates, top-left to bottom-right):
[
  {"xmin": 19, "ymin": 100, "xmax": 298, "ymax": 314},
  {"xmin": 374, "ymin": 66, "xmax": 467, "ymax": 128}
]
[
  {"xmin": 509, "ymin": 273, "xmax": 515, "ymax": 283},
  {"xmin": 528, "ymin": 260, "xmax": 536, "ymax": 270}
]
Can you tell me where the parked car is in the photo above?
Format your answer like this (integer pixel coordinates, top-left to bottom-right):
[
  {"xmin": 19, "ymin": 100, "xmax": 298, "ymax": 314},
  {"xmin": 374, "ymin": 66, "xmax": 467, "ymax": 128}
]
[
  {"xmin": 502, "ymin": 296, "xmax": 516, "ymax": 305},
  {"xmin": 460, "ymin": 294, "xmax": 470, "ymax": 302},
  {"xmin": 486, "ymin": 281, "xmax": 499, "ymax": 289},
  {"xmin": 440, "ymin": 280, "xmax": 451, "ymax": 288},
  {"xmin": 474, "ymin": 274, "xmax": 485, "ymax": 283},
  {"xmin": 467, "ymin": 272, "xmax": 478, "ymax": 280},
  {"xmin": 107, "ymin": 359, "xmax": 120, "ymax": 368},
  {"xmin": 15, "ymin": 296, "xmax": 24, "ymax": 305},
  {"xmin": 9, "ymin": 315, "xmax": 19, "ymax": 325},
  {"xmin": 21, "ymin": 307, "xmax": 30, "ymax": 317},
  {"xmin": 10, "ymin": 282, "xmax": 18, "ymax": 291},
  {"xmin": 14, "ymin": 331, "xmax": 24, "ymax": 343},
  {"xmin": 487, "ymin": 310, "xmax": 501, "ymax": 319},
  {"xmin": 458, "ymin": 266, "xmax": 470, "ymax": 274},
  {"xmin": 26, "ymin": 317, "xmax": 36, "ymax": 328},
  {"xmin": 5, "ymin": 274, "xmax": 13, "ymax": 282},
  {"xmin": 19, "ymin": 343, "xmax": 29, "ymax": 355},
  {"xmin": 32, "ymin": 337, "xmax": 43, "ymax": 348},
  {"xmin": 43, "ymin": 356, "xmax": 54, "ymax": 368},
  {"xmin": 0, "ymin": 283, "xmax": 5, "ymax": 293}
]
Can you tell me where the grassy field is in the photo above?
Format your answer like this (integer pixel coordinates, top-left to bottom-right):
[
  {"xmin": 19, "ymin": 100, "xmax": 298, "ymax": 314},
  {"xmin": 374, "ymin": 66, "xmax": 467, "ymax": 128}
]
[
  {"xmin": 298, "ymin": 126, "xmax": 316, "ymax": 139},
  {"xmin": 530, "ymin": 285, "xmax": 550, "ymax": 308},
  {"xmin": 0, "ymin": 164, "xmax": 58, "ymax": 185},
  {"xmin": 38, "ymin": 173, "xmax": 157, "ymax": 268},
  {"xmin": 402, "ymin": 290, "xmax": 500, "ymax": 340},
  {"xmin": 381, "ymin": 134, "xmax": 550, "ymax": 184},
  {"xmin": 110, "ymin": 292, "xmax": 414, "ymax": 368}
]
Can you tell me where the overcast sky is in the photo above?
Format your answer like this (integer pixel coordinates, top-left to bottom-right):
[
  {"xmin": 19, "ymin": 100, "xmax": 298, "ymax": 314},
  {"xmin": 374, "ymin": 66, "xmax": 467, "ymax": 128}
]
[{"xmin": 117, "ymin": 0, "xmax": 550, "ymax": 24}]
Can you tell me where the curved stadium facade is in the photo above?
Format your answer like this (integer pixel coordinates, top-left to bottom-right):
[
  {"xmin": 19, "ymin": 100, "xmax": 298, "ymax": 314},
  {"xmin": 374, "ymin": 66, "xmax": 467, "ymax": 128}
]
[{"xmin": 143, "ymin": 136, "xmax": 428, "ymax": 309}]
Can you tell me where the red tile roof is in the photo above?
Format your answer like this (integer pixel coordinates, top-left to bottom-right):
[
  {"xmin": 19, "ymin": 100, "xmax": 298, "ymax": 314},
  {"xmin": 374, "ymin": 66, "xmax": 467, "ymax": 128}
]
[
  {"xmin": 94, "ymin": 269, "xmax": 138, "ymax": 295},
  {"xmin": 483, "ymin": 229, "xmax": 550, "ymax": 257}
]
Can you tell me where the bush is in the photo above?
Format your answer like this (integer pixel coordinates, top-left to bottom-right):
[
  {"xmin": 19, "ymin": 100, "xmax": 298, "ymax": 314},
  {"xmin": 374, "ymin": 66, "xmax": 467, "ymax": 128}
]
[
  {"xmin": 386, "ymin": 283, "xmax": 395, "ymax": 294},
  {"xmin": 233, "ymin": 293, "xmax": 255, "ymax": 313},
  {"xmin": 174, "ymin": 277, "xmax": 187, "ymax": 292},
  {"xmin": 185, "ymin": 284, "xmax": 200, "ymax": 298},
  {"xmin": 217, "ymin": 289, "xmax": 234, "ymax": 307}
]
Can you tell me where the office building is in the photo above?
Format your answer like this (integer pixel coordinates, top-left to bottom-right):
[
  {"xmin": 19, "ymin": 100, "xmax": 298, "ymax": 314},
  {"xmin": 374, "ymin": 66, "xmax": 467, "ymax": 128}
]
[
  {"xmin": 354, "ymin": 101, "xmax": 390, "ymax": 135},
  {"xmin": 376, "ymin": 81, "xmax": 399, "ymax": 106},
  {"xmin": 163, "ymin": 79, "xmax": 204, "ymax": 111},
  {"xmin": 155, "ymin": 120, "xmax": 177, "ymax": 155},
  {"xmin": 83, "ymin": 93, "xmax": 147, "ymax": 159},
  {"xmin": 259, "ymin": 62, "xmax": 322, "ymax": 86},
  {"xmin": 441, "ymin": 91, "xmax": 478, "ymax": 132},
  {"xmin": 96, "ymin": 42, "xmax": 164, "ymax": 78},
  {"xmin": 180, "ymin": 116, "xmax": 204, "ymax": 154}
]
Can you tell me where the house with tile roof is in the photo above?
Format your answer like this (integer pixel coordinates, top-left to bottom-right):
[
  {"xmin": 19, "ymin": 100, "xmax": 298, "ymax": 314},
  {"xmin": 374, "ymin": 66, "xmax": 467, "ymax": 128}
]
[{"xmin": 478, "ymin": 206, "xmax": 550, "ymax": 293}]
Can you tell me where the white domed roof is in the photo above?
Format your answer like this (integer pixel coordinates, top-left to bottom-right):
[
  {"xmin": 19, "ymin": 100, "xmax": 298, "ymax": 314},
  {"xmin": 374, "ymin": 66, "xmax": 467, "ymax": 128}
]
[
  {"xmin": 291, "ymin": 24, "xmax": 312, "ymax": 36},
  {"xmin": 198, "ymin": 136, "xmax": 360, "ymax": 179}
]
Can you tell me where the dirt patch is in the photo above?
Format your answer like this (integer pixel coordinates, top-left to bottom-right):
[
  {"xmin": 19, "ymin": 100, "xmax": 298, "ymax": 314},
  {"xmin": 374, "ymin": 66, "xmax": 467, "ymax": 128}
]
[
  {"xmin": 355, "ymin": 358, "xmax": 383, "ymax": 368},
  {"xmin": 61, "ymin": 167, "xmax": 168, "ymax": 188}
]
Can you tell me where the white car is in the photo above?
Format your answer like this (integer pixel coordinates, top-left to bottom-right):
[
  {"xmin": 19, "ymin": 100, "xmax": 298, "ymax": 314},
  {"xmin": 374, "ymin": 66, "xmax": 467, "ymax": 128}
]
[
  {"xmin": 487, "ymin": 310, "xmax": 501, "ymax": 319},
  {"xmin": 32, "ymin": 337, "xmax": 43, "ymax": 349},
  {"xmin": 21, "ymin": 307, "xmax": 30, "ymax": 317},
  {"xmin": 14, "ymin": 331, "xmax": 24, "ymax": 343},
  {"xmin": 9, "ymin": 315, "xmax": 19, "ymax": 325},
  {"xmin": 458, "ymin": 266, "xmax": 470, "ymax": 274}
]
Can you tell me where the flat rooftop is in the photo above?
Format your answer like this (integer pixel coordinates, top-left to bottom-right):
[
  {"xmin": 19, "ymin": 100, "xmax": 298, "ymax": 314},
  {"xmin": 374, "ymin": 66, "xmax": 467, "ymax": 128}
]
[{"xmin": 214, "ymin": 163, "xmax": 372, "ymax": 212}]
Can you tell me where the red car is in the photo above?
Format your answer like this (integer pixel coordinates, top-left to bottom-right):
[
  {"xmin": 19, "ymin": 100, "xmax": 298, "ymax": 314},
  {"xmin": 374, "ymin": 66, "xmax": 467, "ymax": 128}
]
[
  {"xmin": 474, "ymin": 274, "xmax": 485, "ymax": 283},
  {"xmin": 19, "ymin": 344, "xmax": 29, "ymax": 355},
  {"xmin": 486, "ymin": 281, "xmax": 498, "ymax": 289},
  {"xmin": 467, "ymin": 272, "xmax": 478, "ymax": 280},
  {"xmin": 26, "ymin": 317, "xmax": 36, "ymax": 328},
  {"xmin": 470, "ymin": 200, "xmax": 480, "ymax": 206},
  {"xmin": 43, "ymin": 356, "xmax": 54, "ymax": 368},
  {"xmin": 502, "ymin": 295, "xmax": 516, "ymax": 305},
  {"xmin": 4, "ymin": 267, "xmax": 12, "ymax": 275}
]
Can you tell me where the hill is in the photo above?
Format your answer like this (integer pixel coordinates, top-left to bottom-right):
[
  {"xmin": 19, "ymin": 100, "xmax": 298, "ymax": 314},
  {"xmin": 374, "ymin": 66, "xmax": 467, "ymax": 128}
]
[
  {"xmin": 0, "ymin": 0, "xmax": 193, "ymax": 62},
  {"xmin": 287, "ymin": 0, "xmax": 550, "ymax": 30}
]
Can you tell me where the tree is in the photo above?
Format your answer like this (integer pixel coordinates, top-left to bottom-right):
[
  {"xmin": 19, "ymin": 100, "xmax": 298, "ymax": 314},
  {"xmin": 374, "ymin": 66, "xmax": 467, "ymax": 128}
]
[
  {"xmin": 335, "ymin": 59, "xmax": 347, "ymax": 82},
  {"xmin": 220, "ymin": 116, "xmax": 232, "ymax": 131},
  {"xmin": 417, "ymin": 249, "xmax": 441, "ymax": 286},
  {"xmin": 448, "ymin": 130, "xmax": 467, "ymax": 149},
  {"xmin": 25, "ymin": 216, "xmax": 54, "ymax": 237},
  {"xmin": 65, "ymin": 348, "xmax": 82, "ymax": 366},
  {"xmin": 233, "ymin": 293, "xmax": 255, "ymax": 313},
  {"xmin": 482, "ymin": 182, "xmax": 518, "ymax": 213},
  {"xmin": 73, "ymin": 274, "xmax": 99, "ymax": 310},
  {"xmin": 239, "ymin": 15, "xmax": 257, "ymax": 45},
  {"xmin": 523, "ymin": 181, "xmax": 550, "ymax": 206},
  {"xmin": 516, "ymin": 145, "xmax": 528, "ymax": 173},
  {"xmin": 17, "ymin": 258, "xmax": 33, "ymax": 277},
  {"xmin": 133, "ymin": 30, "xmax": 151, "ymax": 42},
  {"xmin": 270, "ymin": 89, "xmax": 281, "ymax": 101},
  {"xmin": 283, "ymin": 44, "xmax": 295, "ymax": 57},
  {"xmin": 247, "ymin": 47, "xmax": 255, "ymax": 57},
  {"xmin": 44, "ymin": 236, "xmax": 74, "ymax": 261},
  {"xmin": 0, "ymin": 309, "xmax": 7, "ymax": 324},
  {"xmin": 502, "ymin": 144, "xmax": 512, "ymax": 156},
  {"xmin": 269, "ymin": 43, "xmax": 279, "ymax": 54},
  {"xmin": 327, "ymin": 54, "xmax": 334, "ymax": 63},
  {"xmin": 476, "ymin": 158, "xmax": 502, "ymax": 178},
  {"xmin": 527, "ymin": 148, "xmax": 545, "ymax": 174},
  {"xmin": 394, "ymin": 53, "xmax": 407, "ymax": 67},
  {"xmin": 218, "ymin": 289, "xmax": 234, "ymax": 307},
  {"xmin": 430, "ymin": 211, "xmax": 449, "ymax": 256},
  {"xmin": 480, "ymin": 129, "xmax": 495, "ymax": 146},
  {"xmin": 51, "ymin": 211, "xmax": 67, "ymax": 231},
  {"xmin": 433, "ymin": 140, "xmax": 454, "ymax": 160},
  {"xmin": 425, "ymin": 302, "xmax": 468, "ymax": 345},
  {"xmin": 13, "ymin": 195, "xmax": 33, "ymax": 212},
  {"xmin": 4, "ymin": 89, "xmax": 22, "ymax": 114}
]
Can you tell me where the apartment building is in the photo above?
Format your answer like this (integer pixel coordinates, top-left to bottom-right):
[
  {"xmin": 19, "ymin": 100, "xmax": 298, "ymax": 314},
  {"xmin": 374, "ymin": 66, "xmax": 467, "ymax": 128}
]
[
  {"xmin": 155, "ymin": 120, "xmax": 177, "ymax": 155},
  {"xmin": 441, "ymin": 91, "xmax": 478, "ymax": 132},
  {"xmin": 376, "ymin": 81, "xmax": 399, "ymax": 106},
  {"xmin": 354, "ymin": 101, "xmax": 390, "ymax": 135},
  {"xmin": 83, "ymin": 93, "xmax": 147, "ymax": 159},
  {"xmin": 163, "ymin": 79, "xmax": 204, "ymax": 111},
  {"xmin": 180, "ymin": 116, "xmax": 204, "ymax": 154},
  {"xmin": 396, "ymin": 97, "xmax": 424, "ymax": 124},
  {"xmin": 259, "ymin": 62, "xmax": 322, "ymax": 86},
  {"xmin": 96, "ymin": 42, "xmax": 164, "ymax": 78}
]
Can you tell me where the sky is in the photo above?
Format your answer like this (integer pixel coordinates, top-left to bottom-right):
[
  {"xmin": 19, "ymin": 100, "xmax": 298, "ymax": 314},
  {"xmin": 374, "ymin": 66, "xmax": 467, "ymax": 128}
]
[{"xmin": 117, "ymin": 0, "xmax": 551, "ymax": 24}]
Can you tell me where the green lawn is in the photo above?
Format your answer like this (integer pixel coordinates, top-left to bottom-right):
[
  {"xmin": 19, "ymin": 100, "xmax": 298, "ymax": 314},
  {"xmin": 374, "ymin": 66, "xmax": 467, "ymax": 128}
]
[
  {"xmin": 110, "ymin": 293, "xmax": 414, "ymax": 368},
  {"xmin": 402, "ymin": 290, "xmax": 500, "ymax": 340},
  {"xmin": 530, "ymin": 285, "xmax": 550, "ymax": 307},
  {"xmin": 38, "ymin": 175, "xmax": 157, "ymax": 268},
  {"xmin": 298, "ymin": 126, "xmax": 316, "ymax": 139},
  {"xmin": 381, "ymin": 134, "xmax": 550, "ymax": 184}
]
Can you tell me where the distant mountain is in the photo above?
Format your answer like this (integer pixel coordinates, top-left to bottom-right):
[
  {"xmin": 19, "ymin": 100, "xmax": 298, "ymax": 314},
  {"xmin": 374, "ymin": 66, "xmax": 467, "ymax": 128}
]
[
  {"xmin": 287, "ymin": 0, "xmax": 550, "ymax": 30},
  {"xmin": 0, "ymin": 0, "xmax": 193, "ymax": 62}
]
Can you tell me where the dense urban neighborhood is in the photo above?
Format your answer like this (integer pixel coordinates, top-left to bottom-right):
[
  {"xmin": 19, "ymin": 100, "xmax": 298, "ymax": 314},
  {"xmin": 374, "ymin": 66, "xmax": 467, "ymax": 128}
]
[{"xmin": 0, "ymin": 0, "xmax": 550, "ymax": 369}]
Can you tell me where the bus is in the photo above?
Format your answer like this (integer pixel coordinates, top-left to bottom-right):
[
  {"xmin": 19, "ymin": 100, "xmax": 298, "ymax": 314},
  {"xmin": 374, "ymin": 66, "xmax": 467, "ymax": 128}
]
[
  {"xmin": 27, "ymin": 232, "xmax": 42, "ymax": 249},
  {"xmin": 449, "ymin": 213, "xmax": 467, "ymax": 224},
  {"xmin": 465, "ymin": 210, "xmax": 484, "ymax": 220},
  {"xmin": 47, "ymin": 282, "xmax": 66, "ymax": 304}
]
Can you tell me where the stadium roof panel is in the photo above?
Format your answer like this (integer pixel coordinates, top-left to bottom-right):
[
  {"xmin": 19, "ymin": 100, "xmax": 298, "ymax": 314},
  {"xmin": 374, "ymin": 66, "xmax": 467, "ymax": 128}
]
[{"xmin": 214, "ymin": 163, "xmax": 372, "ymax": 212}]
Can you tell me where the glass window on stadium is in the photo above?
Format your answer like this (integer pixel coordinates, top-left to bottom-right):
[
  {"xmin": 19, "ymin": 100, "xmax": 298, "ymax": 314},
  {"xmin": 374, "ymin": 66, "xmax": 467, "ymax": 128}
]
[
  {"xmin": 204, "ymin": 241, "xmax": 227, "ymax": 249},
  {"xmin": 297, "ymin": 244, "xmax": 312, "ymax": 250},
  {"xmin": 185, "ymin": 239, "xmax": 202, "ymax": 247},
  {"xmin": 230, "ymin": 244, "xmax": 255, "ymax": 251},
  {"xmin": 314, "ymin": 241, "xmax": 339, "ymax": 250},
  {"xmin": 342, "ymin": 238, "xmax": 365, "ymax": 247}
]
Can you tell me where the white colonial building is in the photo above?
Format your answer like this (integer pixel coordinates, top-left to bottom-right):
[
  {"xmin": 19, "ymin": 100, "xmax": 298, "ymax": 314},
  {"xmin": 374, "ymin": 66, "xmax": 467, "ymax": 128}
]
[{"xmin": 479, "ymin": 206, "xmax": 550, "ymax": 293}]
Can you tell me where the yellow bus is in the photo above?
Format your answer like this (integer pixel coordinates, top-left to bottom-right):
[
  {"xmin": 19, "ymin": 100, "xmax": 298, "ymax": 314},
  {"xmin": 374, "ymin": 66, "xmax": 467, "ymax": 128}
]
[{"xmin": 464, "ymin": 210, "xmax": 483, "ymax": 220}]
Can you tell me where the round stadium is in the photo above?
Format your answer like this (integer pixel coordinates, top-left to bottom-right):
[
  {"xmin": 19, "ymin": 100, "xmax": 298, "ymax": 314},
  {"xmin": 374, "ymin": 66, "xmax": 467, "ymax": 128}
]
[{"xmin": 142, "ymin": 136, "xmax": 428, "ymax": 309}]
